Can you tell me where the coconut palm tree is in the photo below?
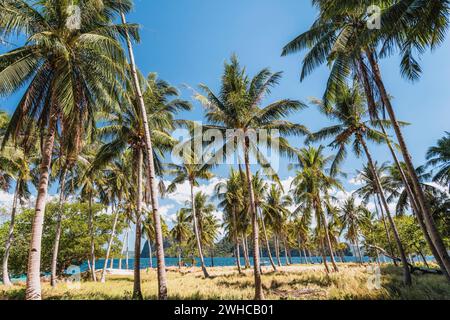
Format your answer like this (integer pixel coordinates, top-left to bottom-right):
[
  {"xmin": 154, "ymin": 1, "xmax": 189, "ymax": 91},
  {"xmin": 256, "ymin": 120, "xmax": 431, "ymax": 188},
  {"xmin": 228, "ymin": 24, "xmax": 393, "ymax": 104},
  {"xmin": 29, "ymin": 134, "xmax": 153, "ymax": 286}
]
[
  {"xmin": 167, "ymin": 155, "xmax": 214, "ymax": 278},
  {"xmin": 215, "ymin": 168, "xmax": 245, "ymax": 273},
  {"xmin": 340, "ymin": 196, "xmax": 370, "ymax": 263},
  {"xmin": 307, "ymin": 83, "xmax": 412, "ymax": 284},
  {"xmin": 195, "ymin": 55, "xmax": 309, "ymax": 299},
  {"xmin": 0, "ymin": 111, "xmax": 34, "ymax": 286},
  {"xmin": 0, "ymin": 0, "xmax": 137, "ymax": 299},
  {"xmin": 170, "ymin": 209, "xmax": 192, "ymax": 268},
  {"xmin": 291, "ymin": 146, "xmax": 342, "ymax": 273},
  {"xmin": 119, "ymin": 9, "xmax": 174, "ymax": 300},
  {"xmin": 282, "ymin": 0, "xmax": 450, "ymax": 278},
  {"xmin": 261, "ymin": 184, "xmax": 292, "ymax": 267}
]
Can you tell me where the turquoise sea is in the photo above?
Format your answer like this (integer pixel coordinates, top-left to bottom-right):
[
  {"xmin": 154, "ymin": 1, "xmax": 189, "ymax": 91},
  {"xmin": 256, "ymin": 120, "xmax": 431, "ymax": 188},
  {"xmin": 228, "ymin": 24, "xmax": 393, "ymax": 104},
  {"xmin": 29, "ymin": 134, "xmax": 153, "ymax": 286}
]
[{"xmin": 82, "ymin": 256, "xmax": 379, "ymax": 272}]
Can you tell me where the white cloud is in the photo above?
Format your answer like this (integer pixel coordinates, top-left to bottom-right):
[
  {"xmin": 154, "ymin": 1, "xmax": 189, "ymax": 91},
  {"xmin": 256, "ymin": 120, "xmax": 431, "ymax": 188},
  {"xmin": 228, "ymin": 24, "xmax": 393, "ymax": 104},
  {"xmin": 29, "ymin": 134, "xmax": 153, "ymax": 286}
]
[{"xmin": 163, "ymin": 177, "xmax": 226, "ymax": 205}]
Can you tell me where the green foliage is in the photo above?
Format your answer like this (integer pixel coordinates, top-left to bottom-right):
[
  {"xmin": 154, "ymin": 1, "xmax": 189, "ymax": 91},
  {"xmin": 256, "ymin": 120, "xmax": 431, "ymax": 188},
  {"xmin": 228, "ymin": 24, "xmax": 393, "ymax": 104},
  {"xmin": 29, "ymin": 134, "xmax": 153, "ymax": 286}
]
[{"xmin": 0, "ymin": 202, "xmax": 126, "ymax": 277}]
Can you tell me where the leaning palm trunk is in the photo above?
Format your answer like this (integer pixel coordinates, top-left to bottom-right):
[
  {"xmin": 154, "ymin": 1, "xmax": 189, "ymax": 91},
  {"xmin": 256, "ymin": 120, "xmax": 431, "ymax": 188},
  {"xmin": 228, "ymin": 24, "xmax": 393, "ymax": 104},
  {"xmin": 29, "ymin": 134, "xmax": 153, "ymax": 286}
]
[
  {"xmin": 2, "ymin": 180, "xmax": 20, "ymax": 286},
  {"xmin": 51, "ymin": 167, "xmax": 67, "ymax": 287},
  {"xmin": 319, "ymin": 206, "xmax": 339, "ymax": 272},
  {"xmin": 374, "ymin": 194, "xmax": 398, "ymax": 266},
  {"xmin": 357, "ymin": 59, "xmax": 448, "ymax": 278},
  {"xmin": 190, "ymin": 181, "xmax": 209, "ymax": 278},
  {"xmin": 381, "ymin": 124, "xmax": 449, "ymax": 278},
  {"xmin": 360, "ymin": 138, "xmax": 412, "ymax": 285},
  {"xmin": 283, "ymin": 239, "xmax": 290, "ymax": 266},
  {"xmin": 121, "ymin": 12, "xmax": 168, "ymax": 299},
  {"xmin": 365, "ymin": 50, "xmax": 450, "ymax": 279},
  {"xmin": 232, "ymin": 206, "xmax": 243, "ymax": 274},
  {"xmin": 320, "ymin": 238, "xmax": 330, "ymax": 274},
  {"xmin": 88, "ymin": 193, "xmax": 97, "ymax": 282},
  {"xmin": 257, "ymin": 205, "xmax": 276, "ymax": 270},
  {"xmin": 147, "ymin": 237, "xmax": 153, "ymax": 268},
  {"xmin": 243, "ymin": 136, "xmax": 264, "ymax": 300},
  {"xmin": 133, "ymin": 149, "xmax": 144, "ymax": 300},
  {"xmin": 26, "ymin": 108, "xmax": 57, "ymax": 300},
  {"xmin": 259, "ymin": 213, "xmax": 277, "ymax": 272},
  {"xmin": 101, "ymin": 204, "xmax": 120, "ymax": 283}
]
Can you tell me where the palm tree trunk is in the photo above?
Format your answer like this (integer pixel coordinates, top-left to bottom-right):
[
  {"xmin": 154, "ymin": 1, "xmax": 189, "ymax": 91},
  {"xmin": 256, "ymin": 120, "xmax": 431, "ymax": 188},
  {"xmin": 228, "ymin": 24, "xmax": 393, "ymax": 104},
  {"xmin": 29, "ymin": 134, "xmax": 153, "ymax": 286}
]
[
  {"xmin": 3, "ymin": 180, "xmax": 20, "ymax": 287},
  {"xmin": 242, "ymin": 233, "xmax": 250, "ymax": 268},
  {"xmin": 177, "ymin": 247, "xmax": 182, "ymax": 269},
  {"xmin": 259, "ymin": 211, "xmax": 277, "ymax": 272},
  {"xmin": 320, "ymin": 238, "xmax": 330, "ymax": 274},
  {"xmin": 133, "ymin": 149, "xmax": 144, "ymax": 300},
  {"xmin": 357, "ymin": 53, "xmax": 447, "ymax": 273},
  {"xmin": 121, "ymin": 12, "xmax": 168, "ymax": 299},
  {"xmin": 232, "ymin": 206, "xmax": 243, "ymax": 274},
  {"xmin": 243, "ymin": 136, "xmax": 264, "ymax": 300},
  {"xmin": 355, "ymin": 240, "xmax": 363, "ymax": 263},
  {"xmin": 190, "ymin": 181, "xmax": 209, "ymax": 278},
  {"xmin": 88, "ymin": 192, "xmax": 97, "ymax": 282},
  {"xmin": 283, "ymin": 239, "xmax": 290, "ymax": 266},
  {"xmin": 374, "ymin": 194, "xmax": 397, "ymax": 266},
  {"xmin": 319, "ymin": 204, "xmax": 339, "ymax": 272},
  {"xmin": 360, "ymin": 137, "xmax": 412, "ymax": 285},
  {"xmin": 377, "ymin": 101, "xmax": 448, "ymax": 276},
  {"xmin": 101, "ymin": 204, "xmax": 120, "ymax": 283},
  {"xmin": 274, "ymin": 235, "xmax": 282, "ymax": 267},
  {"xmin": 148, "ymin": 237, "xmax": 153, "ymax": 269},
  {"xmin": 234, "ymin": 244, "xmax": 242, "ymax": 273},
  {"xmin": 365, "ymin": 50, "xmax": 450, "ymax": 279},
  {"xmin": 26, "ymin": 109, "xmax": 57, "ymax": 300},
  {"xmin": 51, "ymin": 167, "xmax": 68, "ymax": 287}
]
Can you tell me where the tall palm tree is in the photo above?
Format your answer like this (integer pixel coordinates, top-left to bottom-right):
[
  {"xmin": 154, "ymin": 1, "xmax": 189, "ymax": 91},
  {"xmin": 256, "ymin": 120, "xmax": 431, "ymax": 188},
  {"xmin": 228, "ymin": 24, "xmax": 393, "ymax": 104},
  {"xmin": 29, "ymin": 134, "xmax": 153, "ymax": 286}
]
[
  {"xmin": 354, "ymin": 163, "xmax": 397, "ymax": 263},
  {"xmin": 308, "ymin": 83, "xmax": 412, "ymax": 284},
  {"xmin": 340, "ymin": 196, "xmax": 370, "ymax": 263},
  {"xmin": 1, "ymin": 111, "xmax": 34, "ymax": 286},
  {"xmin": 170, "ymin": 209, "xmax": 192, "ymax": 268},
  {"xmin": 215, "ymin": 168, "xmax": 245, "ymax": 273},
  {"xmin": 92, "ymin": 72, "xmax": 188, "ymax": 297},
  {"xmin": 282, "ymin": 0, "xmax": 450, "ymax": 278},
  {"xmin": 120, "ymin": 10, "xmax": 173, "ymax": 300},
  {"xmin": 252, "ymin": 172, "xmax": 278, "ymax": 272},
  {"xmin": 195, "ymin": 55, "xmax": 309, "ymax": 299},
  {"xmin": 0, "ymin": 0, "xmax": 136, "ymax": 299},
  {"xmin": 167, "ymin": 154, "xmax": 214, "ymax": 278},
  {"xmin": 261, "ymin": 184, "xmax": 292, "ymax": 267},
  {"xmin": 291, "ymin": 146, "xmax": 342, "ymax": 273}
]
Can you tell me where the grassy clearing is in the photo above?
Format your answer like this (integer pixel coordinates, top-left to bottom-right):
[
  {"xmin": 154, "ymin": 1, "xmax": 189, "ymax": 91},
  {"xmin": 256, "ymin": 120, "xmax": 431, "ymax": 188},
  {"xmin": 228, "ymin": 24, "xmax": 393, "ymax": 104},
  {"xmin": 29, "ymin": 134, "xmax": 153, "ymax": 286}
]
[{"xmin": 1, "ymin": 264, "xmax": 449, "ymax": 300}]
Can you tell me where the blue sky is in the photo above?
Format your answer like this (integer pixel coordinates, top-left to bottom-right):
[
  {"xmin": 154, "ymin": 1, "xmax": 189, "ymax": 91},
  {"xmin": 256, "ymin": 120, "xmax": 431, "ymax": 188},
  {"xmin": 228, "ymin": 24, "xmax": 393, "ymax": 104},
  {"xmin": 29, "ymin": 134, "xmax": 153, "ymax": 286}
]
[{"xmin": 1, "ymin": 0, "xmax": 450, "ymax": 227}]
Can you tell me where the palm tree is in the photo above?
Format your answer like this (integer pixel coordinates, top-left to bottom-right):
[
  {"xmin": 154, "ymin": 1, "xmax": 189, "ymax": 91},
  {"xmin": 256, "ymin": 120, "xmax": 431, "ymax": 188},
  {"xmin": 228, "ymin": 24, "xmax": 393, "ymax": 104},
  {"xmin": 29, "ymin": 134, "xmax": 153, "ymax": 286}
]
[
  {"xmin": 99, "ymin": 159, "xmax": 131, "ymax": 283},
  {"xmin": 171, "ymin": 209, "xmax": 192, "ymax": 268},
  {"xmin": 308, "ymin": 83, "xmax": 412, "ymax": 284},
  {"xmin": 252, "ymin": 172, "xmax": 278, "ymax": 272},
  {"xmin": 0, "ymin": 112, "xmax": 33, "ymax": 286},
  {"xmin": 119, "ymin": 10, "xmax": 174, "ymax": 300},
  {"xmin": 291, "ymin": 146, "xmax": 342, "ymax": 273},
  {"xmin": 261, "ymin": 184, "xmax": 292, "ymax": 267},
  {"xmin": 354, "ymin": 163, "xmax": 397, "ymax": 265},
  {"xmin": 282, "ymin": 0, "xmax": 450, "ymax": 279},
  {"xmin": 0, "ymin": 0, "xmax": 136, "ymax": 299},
  {"xmin": 195, "ymin": 55, "xmax": 309, "ymax": 299},
  {"xmin": 215, "ymin": 168, "xmax": 245, "ymax": 273},
  {"xmin": 167, "ymin": 155, "xmax": 214, "ymax": 278},
  {"xmin": 427, "ymin": 133, "xmax": 450, "ymax": 192},
  {"xmin": 340, "ymin": 197, "xmax": 370, "ymax": 263}
]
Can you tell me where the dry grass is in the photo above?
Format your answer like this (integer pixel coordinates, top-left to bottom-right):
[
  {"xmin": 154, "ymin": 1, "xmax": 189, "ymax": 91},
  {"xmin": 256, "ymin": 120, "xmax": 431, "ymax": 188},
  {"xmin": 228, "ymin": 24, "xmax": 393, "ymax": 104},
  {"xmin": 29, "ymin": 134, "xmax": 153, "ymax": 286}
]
[{"xmin": 1, "ymin": 263, "xmax": 449, "ymax": 300}]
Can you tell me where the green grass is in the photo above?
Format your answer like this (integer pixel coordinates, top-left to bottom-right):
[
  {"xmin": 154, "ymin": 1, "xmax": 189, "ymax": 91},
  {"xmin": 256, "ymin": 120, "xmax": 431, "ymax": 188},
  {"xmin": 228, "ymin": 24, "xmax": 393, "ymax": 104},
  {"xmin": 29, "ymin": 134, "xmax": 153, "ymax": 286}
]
[{"xmin": 1, "ymin": 264, "xmax": 449, "ymax": 300}]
